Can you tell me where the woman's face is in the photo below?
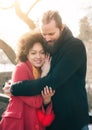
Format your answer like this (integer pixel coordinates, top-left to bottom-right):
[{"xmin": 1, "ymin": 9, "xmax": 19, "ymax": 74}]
[{"xmin": 27, "ymin": 42, "xmax": 46, "ymax": 68}]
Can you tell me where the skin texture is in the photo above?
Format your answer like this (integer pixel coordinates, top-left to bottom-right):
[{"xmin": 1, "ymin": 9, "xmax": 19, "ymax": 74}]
[
  {"xmin": 27, "ymin": 42, "xmax": 46, "ymax": 68},
  {"xmin": 41, "ymin": 20, "xmax": 64, "ymax": 46}
]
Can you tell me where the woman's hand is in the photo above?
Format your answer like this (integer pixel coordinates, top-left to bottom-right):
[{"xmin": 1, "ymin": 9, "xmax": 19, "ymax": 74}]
[
  {"xmin": 41, "ymin": 86, "xmax": 55, "ymax": 105},
  {"xmin": 41, "ymin": 54, "xmax": 52, "ymax": 77},
  {"xmin": 2, "ymin": 80, "xmax": 12, "ymax": 97}
]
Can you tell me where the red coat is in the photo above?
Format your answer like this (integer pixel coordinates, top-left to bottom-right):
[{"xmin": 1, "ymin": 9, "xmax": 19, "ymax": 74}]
[{"xmin": 0, "ymin": 61, "xmax": 54, "ymax": 130}]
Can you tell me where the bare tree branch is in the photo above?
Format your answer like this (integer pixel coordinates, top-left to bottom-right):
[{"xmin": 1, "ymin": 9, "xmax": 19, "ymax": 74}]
[
  {"xmin": 14, "ymin": 0, "xmax": 36, "ymax": 29},
  {"xmin": 26, "ymin": 0, "xmax": 41, "ymax": 15},
  {"xmin": 0, "ymin": 39, "xmax": 16, "ymax": 65},
  {"xmin": 0, "ymin": 0, "xmax": 41, "ymax": 29}
]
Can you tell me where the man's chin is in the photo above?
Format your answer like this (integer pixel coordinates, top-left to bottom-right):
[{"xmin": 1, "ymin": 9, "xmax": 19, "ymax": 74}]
[{"xmin": 47, "ymin": 42, "xmax": 54, "ymax": 46}]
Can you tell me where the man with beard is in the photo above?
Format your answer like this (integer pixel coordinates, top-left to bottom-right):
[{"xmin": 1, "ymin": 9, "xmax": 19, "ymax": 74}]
[{"xmin": 3, "ymin": 10, "xmax": 89, "ymax": 130}]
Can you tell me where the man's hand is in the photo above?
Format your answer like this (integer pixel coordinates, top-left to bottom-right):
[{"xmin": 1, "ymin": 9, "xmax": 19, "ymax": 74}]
[
  {"xmin": 41, "ymin": 86, "xmax": 55, "ymax": 105},
  {"xmin": 2, "ymin": 80, "xmax": 12, "ymax": 97}
]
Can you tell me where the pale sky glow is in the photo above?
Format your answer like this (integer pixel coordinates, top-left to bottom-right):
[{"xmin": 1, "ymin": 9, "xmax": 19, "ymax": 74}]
[
  {"xmin": 0, "ymin": 0, "xmax": 92, "ymax": 50},
  {"xmin": 29, "ymin": 0, "xmax": 92, "ymax": 36},
  {"xmin": 0, "ymin": 8, "xmax": 30, "ymax": 50},
  {"xmin": 0, "ymin": 0, "xmax": 15, "ymax": 7}
]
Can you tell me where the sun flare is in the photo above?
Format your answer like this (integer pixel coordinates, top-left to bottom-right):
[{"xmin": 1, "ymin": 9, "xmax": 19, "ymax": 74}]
[
  {"xmin": 0, "ymin": 0, "xmax": 91, "ymax": 50},
  {"xmin": 0, "ymin": 0, "xmax": 15, "ymax": 8}
]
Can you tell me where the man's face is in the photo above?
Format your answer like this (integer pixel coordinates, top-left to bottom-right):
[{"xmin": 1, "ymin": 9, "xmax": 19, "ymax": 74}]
[{"xmin": 40, "ymin": 20, "xmax": 61, "ymax": 47}]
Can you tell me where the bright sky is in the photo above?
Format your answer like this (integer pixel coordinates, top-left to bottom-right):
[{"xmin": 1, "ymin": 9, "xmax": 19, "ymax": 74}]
[{"xmin": 0, "ymin": 0, "xmax": 92, "ymax": 50}]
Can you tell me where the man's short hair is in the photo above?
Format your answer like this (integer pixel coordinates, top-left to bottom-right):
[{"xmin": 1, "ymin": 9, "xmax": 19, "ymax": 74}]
[{"xmin": 39, "ymin": 10, "xmax": 62, "ymax": 30}]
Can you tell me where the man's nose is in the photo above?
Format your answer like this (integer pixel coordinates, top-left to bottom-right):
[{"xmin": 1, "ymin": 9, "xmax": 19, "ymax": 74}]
[{"xmin": 45, "ymin": 35, "xmax": 51, "ymax": 41}]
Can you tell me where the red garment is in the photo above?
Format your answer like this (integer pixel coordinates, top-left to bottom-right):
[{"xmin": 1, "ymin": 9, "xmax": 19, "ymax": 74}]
[
  {"xmin": 37, "ymin": 102, "xmax": 55, "ymax": 126},
  {"xmin": 0, "ymin": 61, "xmax": 54, "ymax": 130}
]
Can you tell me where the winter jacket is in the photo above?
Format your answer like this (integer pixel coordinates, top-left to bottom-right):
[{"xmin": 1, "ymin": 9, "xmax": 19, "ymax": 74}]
[
  {"xmin": 10, "ymin": 26, "xmax": 90, "ymax": 130},
  {"xmin": 0, "ymin": 61, "xmax": 54, "ymax": 130}
]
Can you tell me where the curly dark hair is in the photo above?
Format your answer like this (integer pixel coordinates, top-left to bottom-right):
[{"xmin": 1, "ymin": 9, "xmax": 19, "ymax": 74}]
[{"xmin": 16, "ymin": 31, "xmax": 47, "ymax": 63}]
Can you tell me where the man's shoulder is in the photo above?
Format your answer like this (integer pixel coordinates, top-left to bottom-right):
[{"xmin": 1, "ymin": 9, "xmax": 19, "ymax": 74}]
[
  {"xmin": 70, "ymin": 37, "xmax": 82, "ymax": 43},
  {"xmin": 70, "ymin": 37, "xmax": 85, "ymax": 47}
]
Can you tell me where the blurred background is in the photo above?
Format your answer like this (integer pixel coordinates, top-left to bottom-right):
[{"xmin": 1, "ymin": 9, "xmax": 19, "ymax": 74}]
[{"xmin": 0, "ymin": 0, "xmax": 92, "ymax": 120}]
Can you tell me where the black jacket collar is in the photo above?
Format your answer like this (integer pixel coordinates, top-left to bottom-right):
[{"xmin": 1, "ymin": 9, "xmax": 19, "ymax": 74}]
[{"xmin": 51, "ymin": 25, "xmax": 73, "ymax": 56}]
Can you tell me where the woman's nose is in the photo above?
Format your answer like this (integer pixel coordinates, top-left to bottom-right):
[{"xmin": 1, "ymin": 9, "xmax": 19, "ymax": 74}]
[{"xmin": 36, "ymin": 53, "xmax": 41, "ymax": 58}]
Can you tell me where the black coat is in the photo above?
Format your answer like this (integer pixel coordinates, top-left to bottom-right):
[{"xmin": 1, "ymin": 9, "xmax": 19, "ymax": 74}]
[{"xmin": 11, "ymin": 26, "xmax": 90, "ymax": 130}]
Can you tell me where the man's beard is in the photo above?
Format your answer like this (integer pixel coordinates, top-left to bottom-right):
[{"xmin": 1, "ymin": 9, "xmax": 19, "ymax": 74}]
[{"xmin": 44, "ymin": 40, "xmax": 56, "ymax": 55}]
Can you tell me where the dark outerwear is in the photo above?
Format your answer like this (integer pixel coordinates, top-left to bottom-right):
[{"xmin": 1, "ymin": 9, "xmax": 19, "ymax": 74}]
[{"xmin": 11, "ymin": 26, "xmax": 90, "ymax": 130}]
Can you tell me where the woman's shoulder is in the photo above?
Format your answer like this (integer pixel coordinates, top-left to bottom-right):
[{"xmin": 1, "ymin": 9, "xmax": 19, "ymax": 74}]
[
  {"xmin": 16, "ymin": 61, "xmax": 29, "ymax": 68},
  {"xmin": 15, "ymin": 61, "xmax": 33, "ymax": 73}
]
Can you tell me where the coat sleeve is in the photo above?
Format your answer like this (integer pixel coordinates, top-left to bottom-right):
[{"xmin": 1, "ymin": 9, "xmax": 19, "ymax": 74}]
[
  {"xmin": 11, "ymin": 41, "xmax": 87, "ymax": 96},
  {"xmin": 12, "ymin": 64, "xmax": 43, "ymax": 108}
]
